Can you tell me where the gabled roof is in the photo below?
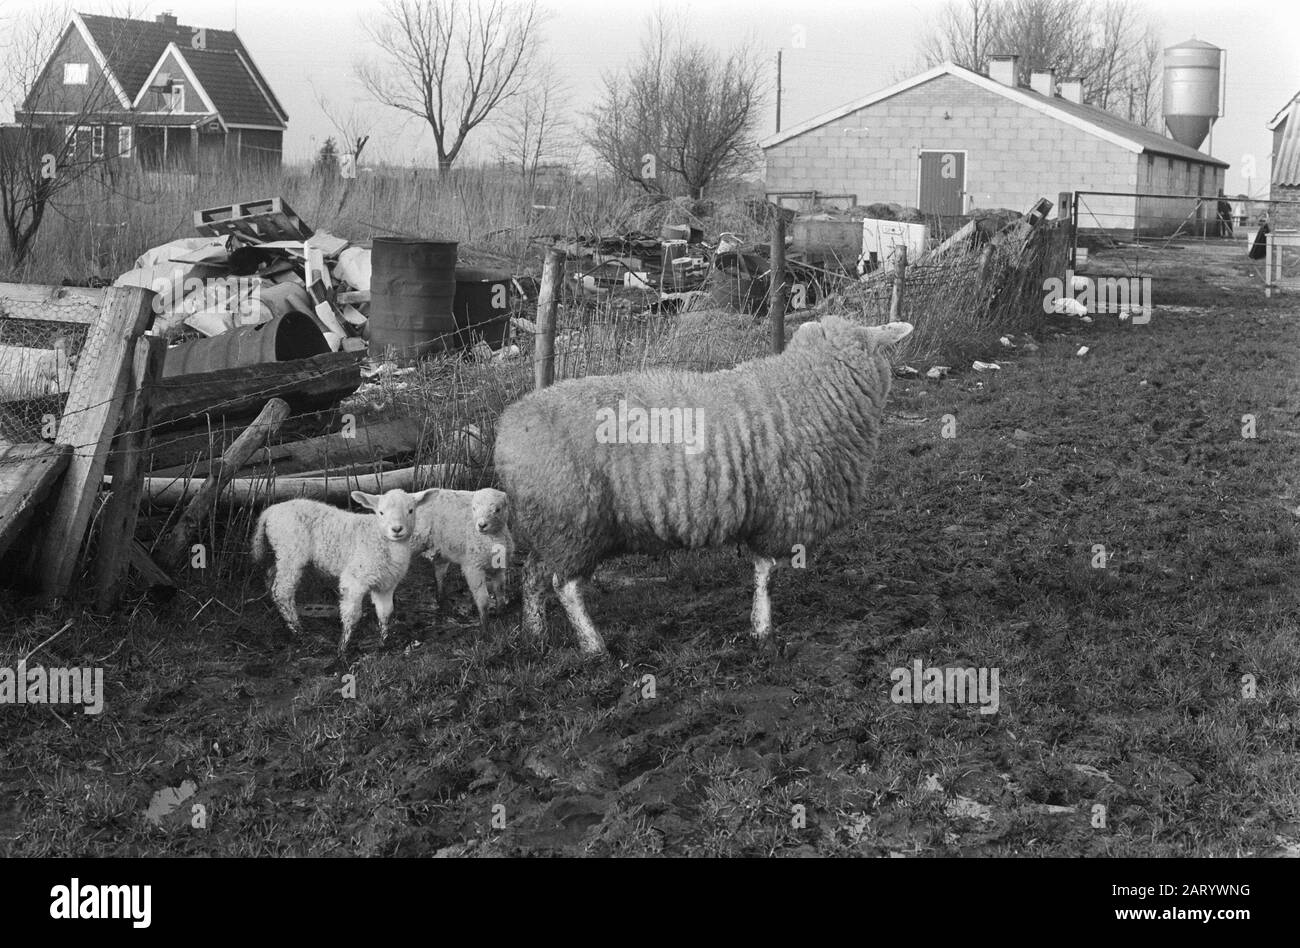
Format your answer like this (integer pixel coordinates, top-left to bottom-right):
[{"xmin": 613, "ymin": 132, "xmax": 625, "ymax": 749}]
[
  {"xmin": 1270, "ymin": 91, "xmax": 1300, "ymax": 187},
  {"xmin": 75, "ymin": 12, "xmax": 287, "ymax": 127},
  {"xmin": 761, "ymin": 61, "xmax": 1228, "ymax": 168}
]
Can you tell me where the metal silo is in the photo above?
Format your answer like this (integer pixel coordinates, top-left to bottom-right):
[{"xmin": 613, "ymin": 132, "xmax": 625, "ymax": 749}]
[{"xmin": 1162, "ymin": 38, "xmax": 1224, "ymax": 150}]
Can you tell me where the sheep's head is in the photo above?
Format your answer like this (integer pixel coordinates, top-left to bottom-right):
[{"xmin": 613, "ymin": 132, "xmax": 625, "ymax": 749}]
[
  {"xmin": 352, "ymin": 487, "xmax": 438, "ymax": 541},
  {"xmin": 471, "ymin": 488, "xmax": 510, "ymax": 534},
  {"xmin": 793, "ymin": 315, "xmax": 914, "ymax": 355}
]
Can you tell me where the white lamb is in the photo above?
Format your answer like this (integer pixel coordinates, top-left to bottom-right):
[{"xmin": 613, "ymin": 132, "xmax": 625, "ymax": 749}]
[
  {"xmin": 410, "ymin": 488, "xmax": 514, "ymax": 631},
  {"xmin": 252, "ymin": 488, "xmax": 437, "ymax": 654}
]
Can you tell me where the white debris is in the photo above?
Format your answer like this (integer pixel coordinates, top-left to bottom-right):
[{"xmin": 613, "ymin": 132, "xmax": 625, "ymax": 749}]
[
  {"xmin": 1050, "ymin": 297, "xmax": 1088, "ymax": 317},
  {"xmin": 972, "ymin": 360, "xmax": 1001, "ymax": 371},
  {"xmin": 999, "ymin": 336, "xmax": 1015, "ymax": 348},
  {"xmin": 1076, "ymin": 346, "xmax": 1089, "ymax": 357},
  {"xmin": 1081, "ymin": 316, "xmax": 1092, "ymax": 324},
  {"xmin": 925, "ymin": 365, "xmax": 950, "ymax": 380}
]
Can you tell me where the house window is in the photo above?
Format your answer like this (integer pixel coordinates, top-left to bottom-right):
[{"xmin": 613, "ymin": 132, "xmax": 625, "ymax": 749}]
[
  {"xmin": 164, "ymin": 85, "xmax": 185, "ymax": 112},
  {"xmin": 118, "ymin": 125, "xmax": 133, "ymax": 159},
  {"xmin": 92, "ymin": 125, "xmax": 105, "ymax": 159},
  {"xmin": 63, "ymin": 63, "xmax": 89, "ymax": 85}
]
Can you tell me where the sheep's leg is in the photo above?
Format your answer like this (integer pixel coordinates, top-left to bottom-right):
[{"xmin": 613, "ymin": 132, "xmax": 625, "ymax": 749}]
[
  {"xmin": 521, "ymin": 553, "xmax": 547, "ymax": 635},
  {"xmin": 371, "ymin": 586, "xmax": 396, "ymax": 643},
  {"xmin": 337, "ymin": 578, "xmax": 367, "ymax": 656},
  {"xmin": 431, "ymin": 556, "xmax": 451, "ymax": 608},
  {"xmin": 463, "ymin": 563, "xmax": 491, "ymax": 633},
  {"xmin": 750, "ymin": 556, "xmax": 777, "ymax": 640},
  {"xmin": 269, "ymin": 558, "xmax": 305, "ymax": 636},
  {"xmin": 552, "ymin": 575, "xmax": 607, "ymax": 656}
]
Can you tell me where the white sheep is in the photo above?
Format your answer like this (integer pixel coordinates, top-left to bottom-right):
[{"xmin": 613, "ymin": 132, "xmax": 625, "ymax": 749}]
[
  {"xmin": 494, "ymin": 314, "xmax": 914, "ymax": 655},
  {"xmin": 410, "ymin": 488, "xmax": 513, "ymax": 631},
  {"xmin": 251, "ymin": 488, "xmax": 437, "ymax": 654}
]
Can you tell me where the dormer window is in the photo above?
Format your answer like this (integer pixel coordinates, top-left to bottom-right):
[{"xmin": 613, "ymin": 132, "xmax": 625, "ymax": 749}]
[
  {"xmin": 63, "ymin": 63, "xmax": 88, "ymax": 85},
  {"xmin": 164, "ymin": 85, "xmax": 185, "ymax": 111}
]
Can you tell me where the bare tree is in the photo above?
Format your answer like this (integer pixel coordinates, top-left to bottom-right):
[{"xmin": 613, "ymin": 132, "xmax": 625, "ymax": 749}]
[
  {"xmin": 493, "ymin": 59, "xmax": 570, "ymax": 188},
  {"xmin": 313, "ymin": 85, "xmax": 376, "ymax": 169},
  {"xmin": 0, "ymin": 4, "xmax": 128, "ymax": 266},
  {"xmin": 357, "ymin": 0, "xmax": 540, "ymax": 173},
  {"xmin": 586, "ymin": 14, "xmax": 764, "ymax": 199},
  {"xmin": 921, "ymin": 0, "xmax": 1162, "ymax": 123}
]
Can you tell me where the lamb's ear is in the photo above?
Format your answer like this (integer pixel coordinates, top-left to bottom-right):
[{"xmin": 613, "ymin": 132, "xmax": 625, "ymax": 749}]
[
  {"xmin": 351, "ymin": 490, "xmax": 378, "ymax": 511},
  {"xmin": 412, "ymin": 488, "xmax": 439, "ymax": 507},
  {"xmin": 867, "ymin": 321, "xmax": 914, "ymax": 347}
]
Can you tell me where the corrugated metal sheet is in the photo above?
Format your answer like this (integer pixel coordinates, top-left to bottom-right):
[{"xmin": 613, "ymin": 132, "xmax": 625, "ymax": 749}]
[{"xmin": 1273, "ymin": 102, "xmax": 1300, "ymax": 188}]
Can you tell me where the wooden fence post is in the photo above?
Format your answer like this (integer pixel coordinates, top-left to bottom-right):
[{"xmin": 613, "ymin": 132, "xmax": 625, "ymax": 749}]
[
  {"xmin": 156, "ymin": 397, "xmax": 291, "ymax": 571},
  {"xmin": 889, "ymin": 246, "xmax": 908, "ymax": 322},
  {"xmin": 94, "ymin": 334, "xmax": 167, "ymax": 611},
  {"xmin": 534, "ymin": 249, "xmax": 564, "ymax": 390},
  {"xmin": 37, "ymin": 286, "xmax": 155, "ymax": 600},
  {"xmin": 770, "ymin": 216, "xmax": 787, "ymax": 354}
]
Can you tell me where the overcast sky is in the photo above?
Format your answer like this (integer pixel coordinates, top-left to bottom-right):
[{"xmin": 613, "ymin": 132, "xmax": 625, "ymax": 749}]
[{"xmin": 3, "ymin": 0, "xmax": 1298, "ymax": 193}]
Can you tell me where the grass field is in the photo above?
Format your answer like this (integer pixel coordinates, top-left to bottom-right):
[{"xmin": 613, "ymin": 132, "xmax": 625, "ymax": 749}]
[{"xmin": 2, "ymin": 241, "xmax": 1298, "ymax": 857}]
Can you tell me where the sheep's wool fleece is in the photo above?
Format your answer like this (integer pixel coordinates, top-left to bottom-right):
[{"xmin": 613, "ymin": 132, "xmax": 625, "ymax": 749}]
[{"xmin": 495, "ymin": 315, "xmax": 902, "ymax": 578}]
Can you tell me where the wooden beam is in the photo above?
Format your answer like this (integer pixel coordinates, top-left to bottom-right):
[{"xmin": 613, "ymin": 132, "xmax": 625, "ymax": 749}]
[
  {"xmin": 129, "ymin": 540, "xmax": 176, "ymax": 595},
  {"xmin": 156, "ymin": 398, "xmax": 291, "ymax": 570},
  {"xmin": 138, "ymin": 462, "xmax": 467, "ymax": 506},
  {"xmin": 0, "ymin": 443, "xmax": 72, "ymax": 561},
  {"xmin": 150, "ymin": 350, "xmax": 362, "ymax": 428},
  {"xmin": 769, "ymin": 216, "xmax": 787, "ymax": 354},
  {"xmin": 0, "ymin": 282, "xmax": 108, "ymax": 305},
  {"xmin": 534, "ymin": 249, "xmax": 564, "ymax": 390},
  {"xmin": 889, "ymin": 246, "xmax": 908, "ymax": 322},
  {"xmin": 93, "ymin": 335, "xmax": 167, "ymax": 611},
  {"xmin": 37, "ymin": 286, "xmax": 155, "ymax": 600}
]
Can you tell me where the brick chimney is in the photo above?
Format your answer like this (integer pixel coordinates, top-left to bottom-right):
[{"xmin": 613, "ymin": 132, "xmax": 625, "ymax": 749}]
[
  {"xmin": 989, "ymin": 55, "xmax": 1019, "ymax": 87},
  {"xmin": 156, "ymin": 12, "xmax": 178, "ymax": 27},
  {"xmin": 1030, "ymin": 69, "xmax": 1056, "ymax": 97},
  {"xmin": 1059, "ymin": 77, "xmax": 1084, "ymax": 104}
]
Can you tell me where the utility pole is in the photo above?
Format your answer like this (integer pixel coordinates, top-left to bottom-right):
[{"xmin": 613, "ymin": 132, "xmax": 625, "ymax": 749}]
[{"xmin": 775, "ymin": 50, "xmax": 782, "ymax": 133}]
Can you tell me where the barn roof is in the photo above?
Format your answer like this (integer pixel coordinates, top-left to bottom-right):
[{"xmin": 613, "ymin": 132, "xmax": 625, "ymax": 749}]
[{"xmin": 761, "ymin": 62, "xmax": 1229, "ymax": 168}]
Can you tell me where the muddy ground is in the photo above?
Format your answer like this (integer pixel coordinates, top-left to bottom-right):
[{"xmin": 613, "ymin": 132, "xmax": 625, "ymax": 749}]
[{"xmin": 2, "ymin": 240, "xmax": 1298, "ymax": 856}]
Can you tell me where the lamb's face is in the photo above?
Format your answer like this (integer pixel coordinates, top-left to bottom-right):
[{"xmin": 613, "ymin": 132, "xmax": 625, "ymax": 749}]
[
  {"xmin": 471, "ymin": 489, "xmax": 509, "ymax": 534},
  {"xmin": 353, "ymin": 488, "xmax": 438, "ymax": 541}
]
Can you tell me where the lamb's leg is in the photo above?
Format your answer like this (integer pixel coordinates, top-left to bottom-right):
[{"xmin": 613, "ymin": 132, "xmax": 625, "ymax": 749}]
[
  {"xmin": 521, "ymin": 552, "xmax": 547, "ymax": 635},
  {"xmin": 371, "ymin": 585, "xmax": 396, "ymax": 643},
  {"xmin": 750, "ymin": 556, "xmax": 777, "ymax": 639},
  {"xmin": 337, "ymin": 577, "xmax": 367, "ymax": 656},
  {"xmin": 552, "ymin": 574, "xmax": 607, "ymax": 656},
  {"xmin": 269, "ymin": 557, "xmax": 305, "ymax": 636},
  {"xmin": 462, "ymin": 563, "xmax": 491, "ymax": 633},
  {"xmin": 431, "ymin": 556, "xmax": 451, "ymax": 607}
]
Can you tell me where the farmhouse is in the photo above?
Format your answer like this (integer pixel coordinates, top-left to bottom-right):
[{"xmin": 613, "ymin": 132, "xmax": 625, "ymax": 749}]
[
  {"xmin": 762, "ymin": 56, "xmax": 1228, "ymax": 235},
  {"xmin": 1268, "ymin": 90, "xmax": 1300, "ymax": 230},
  {"xmin": 12, "ymin": 11, "xmax": 287, "ymax": 171}
]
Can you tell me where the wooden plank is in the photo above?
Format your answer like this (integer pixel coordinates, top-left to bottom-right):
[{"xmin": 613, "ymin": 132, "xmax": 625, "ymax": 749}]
[
  {"xmin": 36, "ymin": 286, "xmax": 156, "ymax": 600},
  {"xmin": 270, "ymin": 416, "xmax": 426, "ymax": 473},
  {"xmin": 157, "ymin": 398, "xmax": 291, "ymax": 570},
  {"xmin": 150, "ymin": 350, "xmax": 362, "ymax": 428},
  {"xmin": 0, "ymin": 297, "xmax": 102, "ymax": 326},
  {"xmin": 0, "ymin": 282, "xmax": 108, "ymax": 305},
  {"xmin": 94, "ymin": 335, "xmax": 167, "ymax": 611},
  {"xmin": 0, "ymin": 443, "xmax": 72, "ymax": 561},
  {"xmin": 129, "ymin": 540, "xmax": 176, "ymax": 595}
]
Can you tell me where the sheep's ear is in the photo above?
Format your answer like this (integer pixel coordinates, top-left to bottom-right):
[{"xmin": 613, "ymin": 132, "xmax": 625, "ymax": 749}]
[
  {"xmin": 412, "ymin": 488, "xmax": 439, "ymax": 507},
  {"xmin": 868, "ymin": 321, "xmax": 914, "ymax": 347},
  {"xmin": 351, "ymin": 490, "xmax": 378, "ymax": 511}
]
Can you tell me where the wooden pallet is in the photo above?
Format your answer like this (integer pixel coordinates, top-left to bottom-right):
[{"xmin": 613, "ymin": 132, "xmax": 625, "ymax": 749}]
[{"xmin": 193, "ymin": 197, "xmax": 314, "ymax": 243}]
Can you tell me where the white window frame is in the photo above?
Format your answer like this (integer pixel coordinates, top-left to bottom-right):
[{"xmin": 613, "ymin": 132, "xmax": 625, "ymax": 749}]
[
  {"xmin": 118, "ymin": 125, "xmax": 133, "ymax": 159},
  {"xmin": 63, "ymin": 63, "xmax": 89, "ymax": 85},
  {"xmin": 92, "ymin": 125, "xmax": 105, "ymax": 159},
  {"xmin": 165, "ymin": 85, "xmax": 185, "ymax": 112}
]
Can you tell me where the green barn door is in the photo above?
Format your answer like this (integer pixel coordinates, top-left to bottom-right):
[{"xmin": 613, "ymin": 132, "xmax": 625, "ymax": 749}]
[{"xmin": 919, "ymin": 150, "xmax": 966, "ymax": 215}]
